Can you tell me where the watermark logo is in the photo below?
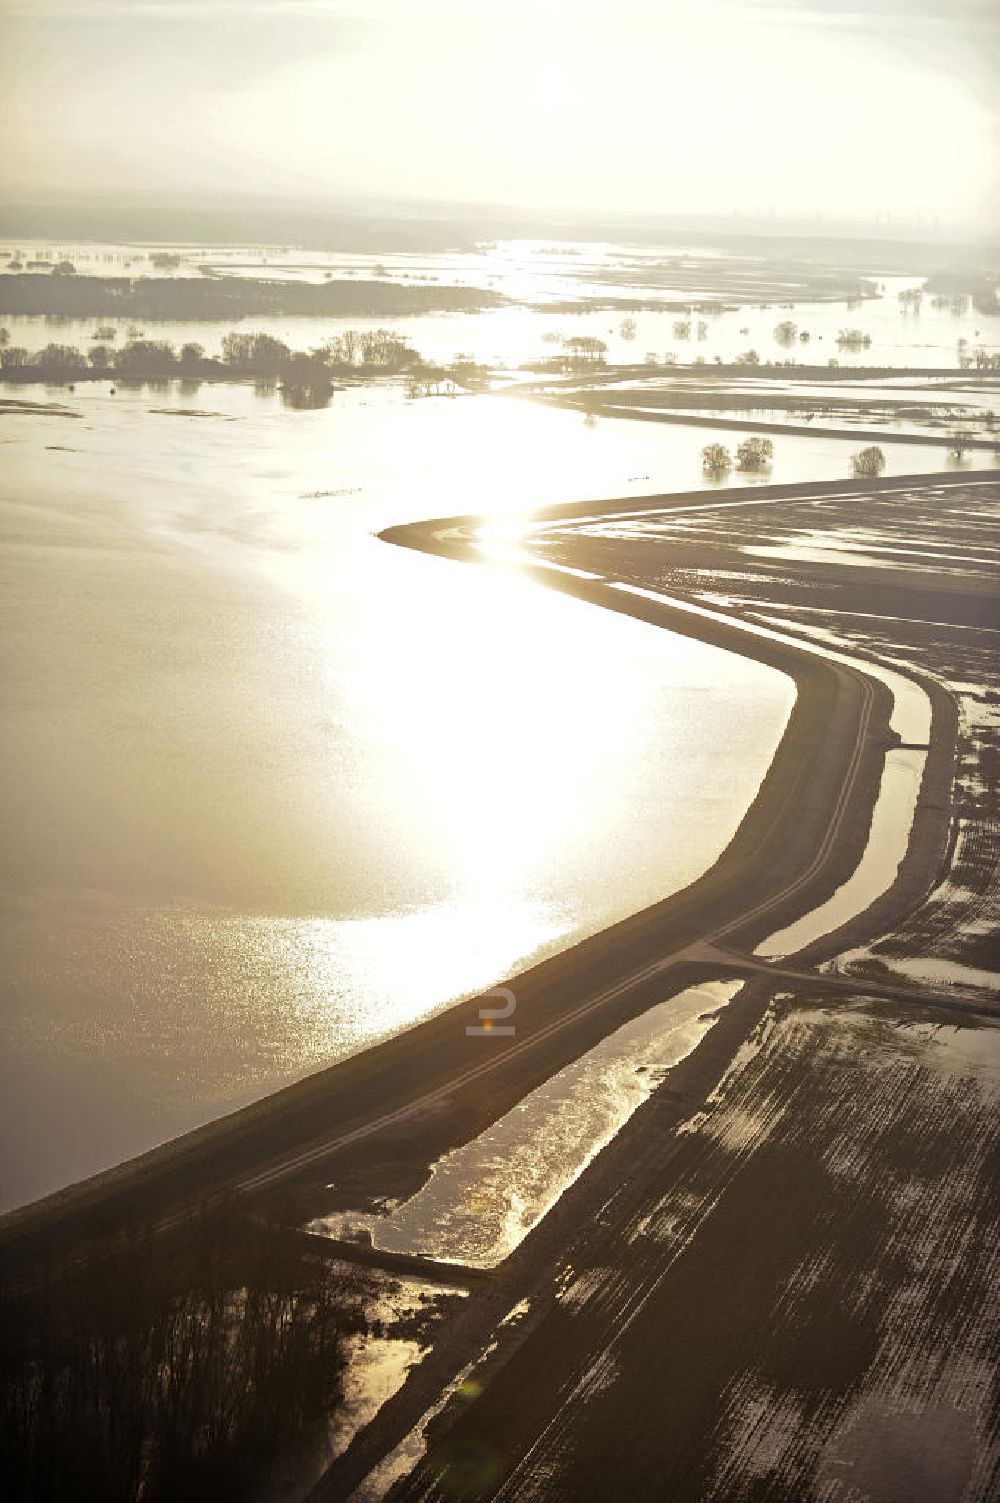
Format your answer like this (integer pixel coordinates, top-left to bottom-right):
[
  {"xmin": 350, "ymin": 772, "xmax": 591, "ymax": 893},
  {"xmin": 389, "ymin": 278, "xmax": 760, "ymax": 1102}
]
[{"xmin": 466, "ymin": 988, "xmax": 516, "ymax": 1037}]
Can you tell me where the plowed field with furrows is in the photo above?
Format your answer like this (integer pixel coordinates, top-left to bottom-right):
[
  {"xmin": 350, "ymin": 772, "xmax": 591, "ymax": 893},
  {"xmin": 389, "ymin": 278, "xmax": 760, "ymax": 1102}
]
[{"xmin": 395, "ymin": 998, "xmax": 999, "ymax": 1503}]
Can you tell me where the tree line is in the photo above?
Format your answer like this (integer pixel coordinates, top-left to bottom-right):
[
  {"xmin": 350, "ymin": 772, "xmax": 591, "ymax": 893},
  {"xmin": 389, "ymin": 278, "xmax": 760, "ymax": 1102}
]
[
  {"xmin": 0, "ymin": 1210, "xmax": 380, "ymax": 1502},
  {"xmin": 0, "ymin": 327, "xmax": 451, "ymax": 406}
]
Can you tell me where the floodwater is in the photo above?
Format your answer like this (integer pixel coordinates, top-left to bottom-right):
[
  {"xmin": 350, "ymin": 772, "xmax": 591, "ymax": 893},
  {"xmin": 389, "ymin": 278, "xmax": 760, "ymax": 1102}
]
[
  {"xmin": 595, "ymin": 584, "xmax": 934, "ymax": 960},
  {"xmin": 269, "ymin": 1273, "xmax": 461, "ymax": 1502},
  {"xmin": 0, "ymin": 384, "xmax": 797, "ymax": 1210},
  {"xmin": 310, "ymin": 980, "xmax": 742, "ymax": 1268},
  {"xmin": 3, "ymin": 231, "xmax": 988, "ymax": 1211},
  {"xmin": 837, "ymin": 953, "xmax": 1000, "ymax": 997},
  {"xmin": 757, "ymin": 749, "xmax": 926, "ymax": 959},
  {"xmin": 3, "ymin": 238, "xmax": 998, "ymax": 372}
]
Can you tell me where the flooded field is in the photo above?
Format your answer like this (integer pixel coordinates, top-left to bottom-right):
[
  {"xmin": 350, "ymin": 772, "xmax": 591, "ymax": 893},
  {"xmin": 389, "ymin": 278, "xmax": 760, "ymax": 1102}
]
[
  {"xmin": 1, "ymin": 384, "xmax": 802, "ymax": 1210},
  {"xmin": 4, "ymin": 0, "xmax": 998, "ymax": 1493},
  {"xmin": 269, "ymin": 1271, "xmax": 463, "ymax": 1503},
  {"xmin": 532, "ymin": 476, "xmax": 999, "ymax": 974},
  {"xmin": 390, "ymin": 994, "xmax": 1000, "ymax": 1502},
  {"xmin": 2, "ymin": 232, "xmax": 997, "ymax": 1215},
  {"xmin": 3, "ymin": 236, "xmax": 998, "ymax": 371},
  {"xmin": 816, "ymin": 612, "xmax": 1000, "ymax": 996},
  {"xmin": 583, "ymin": 370, "xmax": 1000, "ymax": 451}
]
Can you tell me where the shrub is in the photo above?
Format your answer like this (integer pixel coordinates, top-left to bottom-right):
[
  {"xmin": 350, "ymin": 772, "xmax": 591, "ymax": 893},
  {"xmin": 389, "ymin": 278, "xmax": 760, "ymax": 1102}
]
[
  {"xmin": 852, "ymin": 445, "xmax": 886, "ymax": 478},
  {"xmin": 736, "ymin": 436, "xmax": 774, "ymax": 471},
  {"xmin": 836, "ymin": 328, "xmax": 872, "ymax": 349},
  {"xmin": 702, "ymin": 443, "xmax": 732, "ymax": 476}
]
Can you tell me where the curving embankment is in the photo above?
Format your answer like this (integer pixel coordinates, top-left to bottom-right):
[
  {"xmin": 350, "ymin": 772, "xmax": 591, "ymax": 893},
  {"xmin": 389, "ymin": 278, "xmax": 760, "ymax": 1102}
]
[{"xmin": 0, "ymin": 474, "xmax": 961, "ymax": 1284}]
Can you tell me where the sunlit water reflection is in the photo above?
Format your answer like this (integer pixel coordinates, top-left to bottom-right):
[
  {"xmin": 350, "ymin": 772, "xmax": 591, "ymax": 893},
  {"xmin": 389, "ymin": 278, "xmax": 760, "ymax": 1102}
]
[
  {"xmin": 0, "ymin": 384, "xmax": 799, "ymax": 1209},
  {"xmin": 310, "ymin": 980, "xmax": 742, "ymax": 1267},
  {"xmin": 757, "ymin": 750, "xmax": 926, "ymax": 959},
  {"xmin": 4, "ymin": 240, "xmax": 998, "ymax": 371}
]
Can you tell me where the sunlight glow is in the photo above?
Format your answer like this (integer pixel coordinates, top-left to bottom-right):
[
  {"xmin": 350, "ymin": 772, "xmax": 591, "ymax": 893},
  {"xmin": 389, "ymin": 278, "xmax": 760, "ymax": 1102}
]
[{"xmin": 3, "ymin": 0, "xmax": 995, "ymax": 228}]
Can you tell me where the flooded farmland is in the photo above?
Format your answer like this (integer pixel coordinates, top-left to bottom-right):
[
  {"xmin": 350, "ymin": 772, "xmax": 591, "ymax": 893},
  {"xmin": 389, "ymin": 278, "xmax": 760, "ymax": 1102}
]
[
  {"xmin": 397, "ymin": 994, "xmax": 1000, "ymax": 1501},
  {"xmin": 1, "ymin": 237, "xmax": 997, "ymax": 1215},
  {"xmin": 1, "ymin": 381, "xmax": 801, "ymax": 1210}
]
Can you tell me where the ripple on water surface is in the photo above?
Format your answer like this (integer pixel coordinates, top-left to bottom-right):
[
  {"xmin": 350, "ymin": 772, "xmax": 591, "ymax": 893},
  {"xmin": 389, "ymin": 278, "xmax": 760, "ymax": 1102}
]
[{"xmin": 310, "ymin": 980, "xmax": 743, "ymax": 1268}]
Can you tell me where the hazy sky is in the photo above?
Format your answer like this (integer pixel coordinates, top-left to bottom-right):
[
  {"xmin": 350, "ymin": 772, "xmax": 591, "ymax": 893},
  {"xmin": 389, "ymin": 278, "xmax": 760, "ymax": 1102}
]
[{"xmin": 2, "ymin": 0, "xmax": 997, "ymax": 230}]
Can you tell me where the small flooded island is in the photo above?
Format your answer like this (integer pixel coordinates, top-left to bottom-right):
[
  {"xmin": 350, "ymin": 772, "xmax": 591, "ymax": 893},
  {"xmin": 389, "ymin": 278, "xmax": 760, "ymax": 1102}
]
[{"xmin": 1, "ymin": 1, "xmax": 998, "ymax": 1500}]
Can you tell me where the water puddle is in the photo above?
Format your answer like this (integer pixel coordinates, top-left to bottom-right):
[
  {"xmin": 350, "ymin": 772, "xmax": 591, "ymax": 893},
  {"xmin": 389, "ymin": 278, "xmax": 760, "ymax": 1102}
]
[
  {"xmin": 756, "ymin": 749, "xmax": 925, "ymax": 958},
  {"xmin": 309, "ymin": 980, "xmax": 741, "ymax": 1268},
  {"xmin": 837, "ymin": 952, "xmax": 999, "ymax": 997},
  {"xmin": 266, "ymin": 1275, "xmax": 461, "ymax": 1502}
]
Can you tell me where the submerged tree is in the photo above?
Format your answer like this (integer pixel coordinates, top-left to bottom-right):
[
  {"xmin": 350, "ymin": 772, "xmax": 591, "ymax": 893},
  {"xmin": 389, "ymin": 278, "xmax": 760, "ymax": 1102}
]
[
  {"xmin": 221, "ymin": 332, "xmax": 290, "ymax": 374},
  {"xmin": 702, "ymin": 442, "xmax": 733, "ymax": 477},
  {"xmin": 852, "ymin": 445, "xmax": 886, "ymax": 478},
  {"xmin": 736, "ymin": 436, "xmax": 774, "ymax": 471},
  {"xmin": 836, "ymin": 328, "xmax": 872, "ymax": 350},
  {"xmin": 357, "ymin": 328, "xmax": 417, "ymax": 369},
  {"xmin": 562, "ymin": 335, "xmax": 607, "ymax": 369},
  {"xmin": 281, "ymin": 352, "xmax": 334, "ymax": 408}
]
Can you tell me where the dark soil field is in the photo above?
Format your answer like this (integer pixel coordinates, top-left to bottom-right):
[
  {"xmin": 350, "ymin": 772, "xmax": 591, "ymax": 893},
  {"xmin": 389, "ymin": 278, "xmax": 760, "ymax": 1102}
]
[{"xmin": 395, "ymin": 993, "xmax": 1000, "ymax": 1502}]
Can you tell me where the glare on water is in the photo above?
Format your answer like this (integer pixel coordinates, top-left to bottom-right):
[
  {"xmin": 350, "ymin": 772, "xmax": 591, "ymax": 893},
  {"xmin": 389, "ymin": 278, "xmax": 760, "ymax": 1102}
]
[{"xmin": 0, "ymin": 382, "xmax": 795, "ymax": 1209}]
